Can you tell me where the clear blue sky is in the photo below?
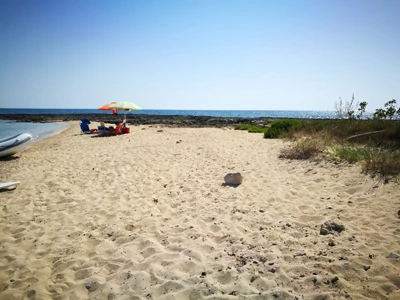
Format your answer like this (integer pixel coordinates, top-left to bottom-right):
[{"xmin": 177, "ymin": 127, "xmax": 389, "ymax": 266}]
[{"xmin": 0, "ymin": 0, "xmax": 399, "ymax": 111}]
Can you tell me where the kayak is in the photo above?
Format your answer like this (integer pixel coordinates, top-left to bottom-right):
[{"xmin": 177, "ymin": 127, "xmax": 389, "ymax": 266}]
[{"xmin": 0, "ymin": 133, "xmax": 33, "ymax": 158}]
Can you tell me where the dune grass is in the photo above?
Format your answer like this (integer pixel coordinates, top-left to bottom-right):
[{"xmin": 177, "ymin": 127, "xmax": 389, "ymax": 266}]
[
  {"xmin": 277, "ymin": 119, "xmax": 400, "ymax": 176},
  {"xmin": 279, "ymin": 137, "xmax": 324, "ymax": 160}
]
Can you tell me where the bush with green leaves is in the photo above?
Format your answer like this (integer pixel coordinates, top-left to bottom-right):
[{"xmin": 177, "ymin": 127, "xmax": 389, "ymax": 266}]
[
  {"xmin": 264, "ymin": 119, "xmax": 300, "ymax": 139},
  {"xmin": 234, "ymin": 124, "xmax": 267, "ymax": 133},
  {"xmin": 333, "ymin": 145, "xmax": 370, "ymax": 164},
  {"xmin": 374, "ymin": 99, "xmax": 399, "ymax": 120}
]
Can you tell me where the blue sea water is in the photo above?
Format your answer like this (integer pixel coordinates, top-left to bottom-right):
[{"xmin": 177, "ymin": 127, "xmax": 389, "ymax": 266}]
[
  {"xmin": 0, "ymin": 120, "xmax": 68, "ymax": 141},
  {"xmin": 0, "ymin": 108, "xmax": 339, "ymax": 119}
]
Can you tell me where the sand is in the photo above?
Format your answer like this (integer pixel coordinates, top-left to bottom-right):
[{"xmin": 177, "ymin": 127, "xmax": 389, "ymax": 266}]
[{"xmin": 0, "ymin": 122, "xmax": 399, "ymax": 300}]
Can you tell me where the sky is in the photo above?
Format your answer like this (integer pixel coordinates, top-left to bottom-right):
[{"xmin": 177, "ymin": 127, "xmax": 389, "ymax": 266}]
[{"xmin": 0, "ymin": 0, "xmax": 399, "ymax": 111}]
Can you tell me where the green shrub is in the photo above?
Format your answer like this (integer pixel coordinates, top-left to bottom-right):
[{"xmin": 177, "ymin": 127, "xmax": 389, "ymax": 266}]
[
  {"xmin": 334, "ymin": 146, "xmax": 370, "ymax": 164},
  {"xmin": 264, "ymin": 119, "xmax": 300, "ymax": 138},
  {"xmin": 287, "ymin": 119, "xmax": 400, "ymax": 148},
  {"xmin": 330, "ymin": 145, "xmax": 400, "ymax": 175},
  {"xmin": 234, "ymin": 124, "xmax": 267, "ymax": 133}
]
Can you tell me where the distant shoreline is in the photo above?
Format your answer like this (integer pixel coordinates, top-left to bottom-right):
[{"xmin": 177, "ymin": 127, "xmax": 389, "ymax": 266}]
[{"xmin": 0, "ymin": 113, "xmax": 330, "ymax": 127}]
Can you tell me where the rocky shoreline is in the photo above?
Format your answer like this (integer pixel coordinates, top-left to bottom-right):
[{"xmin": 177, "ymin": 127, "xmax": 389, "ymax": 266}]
[{"xmin": 0, "ymin": 113, "xmax": 276, "ymax": 127}]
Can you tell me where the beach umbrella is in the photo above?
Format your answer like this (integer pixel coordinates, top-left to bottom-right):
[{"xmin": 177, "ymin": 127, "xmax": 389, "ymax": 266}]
[
  {"xmin": 109, "ymin": 101, "xmax": 141, "ymax": 111},
  {"xmin": 108, "ymin": 101, "xmax": 141, "ymax": 122},
  {"xmin": 98, "ymin": 101, "xmax": 121, "ymax": 114}
]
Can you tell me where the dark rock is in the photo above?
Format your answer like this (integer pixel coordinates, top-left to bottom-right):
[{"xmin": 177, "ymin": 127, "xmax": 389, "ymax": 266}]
[
  {"xmin": 363, "ymin": 265, "xmax": 370, "ymax": 271},
  {"xmin": 229, "ymin": 291, "xmax": 238, "ymax": 295},
  {"xmin": 331, "ymin": 276, "xmax": 339, "ymax": 283},
  {"xmin": 0, "ymin": 113, "xmax": 280, "ymax": 128},
  {"xmin": 294, "ymin": 253, "xmax": 306, "ymax": 258},
  {"xmin": 224, "ymin": 172, "xmax": 243, "ymax": 185},
  {"xmin": 85, "ymin": 283, "xmax": 92, "ymax": 290},
  {"xmin": 320, "ymin": 220, "xmax": 345, "ymax": 235}
]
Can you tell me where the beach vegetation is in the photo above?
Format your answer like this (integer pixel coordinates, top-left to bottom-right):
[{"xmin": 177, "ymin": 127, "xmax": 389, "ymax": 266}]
[
  {"xmin": 278, "ymin": 99, "xmax": 400, "ymax": 176},
  {"xmin": 362, "ymin": 149, "xmax": 400, "ymax": 175},
  {"xmin": 279, "ymin": 137, "xmax": 324, "ymax": 159},
  {"xmin": 334, "ymin": 93, "xmax": 359, "ymax": 119},
  {"xmin": 234, "ymin": 124, "xmax": 268, "ymax": 133},
  {"xmin": 263, "ymin": 119, "xmax": 300, "ymax": 138},
  {"xmin": 332, "ymin": 145, "xmax": 400, "ymax": 174},
  {"xmin": 333, "ymin": 145, "xmax": 370, "ymax": 164},
  {"xmin": 373, "ymin": 99, "xmax": 399, "ymax": 120}
]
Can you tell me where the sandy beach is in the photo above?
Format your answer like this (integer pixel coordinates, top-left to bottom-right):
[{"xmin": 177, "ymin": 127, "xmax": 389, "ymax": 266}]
[{"xmin": 0, "ymin": 122, "xmax": 399, "ymax": 300}]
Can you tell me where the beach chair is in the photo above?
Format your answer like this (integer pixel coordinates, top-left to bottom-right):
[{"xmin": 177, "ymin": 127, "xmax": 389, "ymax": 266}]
[{"xmin": 80, "ymin": 119, "xmax": 98, "ymax": 134}]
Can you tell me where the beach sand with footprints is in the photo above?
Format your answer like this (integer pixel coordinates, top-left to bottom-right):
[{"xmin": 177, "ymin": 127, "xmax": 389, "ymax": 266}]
[{"xmin": 0, "ymin": 122, "xmax": 399, "ymax": 299}]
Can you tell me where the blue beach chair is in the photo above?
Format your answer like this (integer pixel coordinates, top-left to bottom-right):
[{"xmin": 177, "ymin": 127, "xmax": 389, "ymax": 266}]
[{"xmin": 80, "ymin": 119, "xmax": 97, "ymax": 133}]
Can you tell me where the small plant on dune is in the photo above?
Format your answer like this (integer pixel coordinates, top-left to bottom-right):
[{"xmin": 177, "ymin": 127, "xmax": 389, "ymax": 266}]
[
  {"xmin": 279, "ymin": 137, "xmax": 323, "ymax": 159},
  {"xmin": 264, "ymin": 119, "xmax": 300, "ymax": 138},
  {"xmin": 333, "ymin": 145, "xmax": 370, "ymax": 164},
  {"xmin": 362, "ymin": 149, "xmax": 400, "ymax": 175},
  {"xmin": 235, "ymin": 124, "xmax": 267, "ymax": 133}
]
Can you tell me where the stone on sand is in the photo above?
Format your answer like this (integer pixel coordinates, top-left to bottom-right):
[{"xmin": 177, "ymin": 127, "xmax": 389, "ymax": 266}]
[{"xmin": 224, "ymin": 172, "xmax": 243, "ymax": 185}]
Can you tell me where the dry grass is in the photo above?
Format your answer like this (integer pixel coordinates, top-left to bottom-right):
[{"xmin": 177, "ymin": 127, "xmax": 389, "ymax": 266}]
[
  {"xmin": 362, "ymin": 149, "xmax": 400, "ymax": 175},
  {"xmin": 278, "ymin": 119, "xmax": 400, "ymax": 176},
  {"xmin": 279, "ymin": 137, "xmax": 325, "ymax": 159}
]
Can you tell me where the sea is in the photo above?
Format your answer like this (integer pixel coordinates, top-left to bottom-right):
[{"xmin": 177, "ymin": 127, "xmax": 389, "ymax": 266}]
[
  {"xmin": 0, "ymin": 108, "xmax": 354, "ymax": 141},
  {"xmin": 0, "ymin": 108, "xmax": 338, "ymax": 119},
  {"xmin": 0, "ymin": 120, "xmax": 68, "ymax": 141}
]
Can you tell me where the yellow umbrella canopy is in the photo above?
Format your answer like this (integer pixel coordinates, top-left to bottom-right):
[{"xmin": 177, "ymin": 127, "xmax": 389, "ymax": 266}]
[
  {"xmin": 108, "ymin": 102, "xmax": 141, "ymax": 110},
  {"xmin": 108, "ymin": 101, "xmax": 141, "ymax": 121}
]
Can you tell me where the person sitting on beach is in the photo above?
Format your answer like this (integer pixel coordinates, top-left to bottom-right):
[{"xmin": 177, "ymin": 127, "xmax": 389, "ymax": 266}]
[
  {"xmin": 106, "ymin": 122, "xmax": 118, "ymax": 133},
  {"xmin": 93, "ymin": 121, "xmax": 125, "ymax": 137}
]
